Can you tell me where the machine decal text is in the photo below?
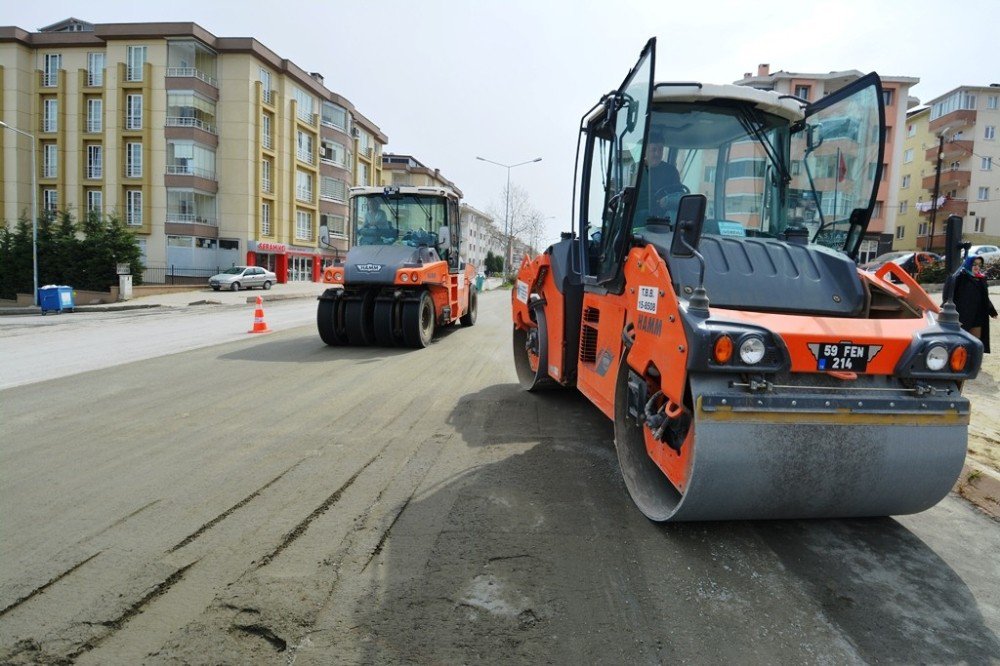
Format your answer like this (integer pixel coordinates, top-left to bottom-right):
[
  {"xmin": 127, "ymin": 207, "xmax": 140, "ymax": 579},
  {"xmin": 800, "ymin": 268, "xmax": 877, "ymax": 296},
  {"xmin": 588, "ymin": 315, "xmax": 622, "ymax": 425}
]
[{"xmin": 637, "ymin": 286, "xmax": 657, "ymax": 314}]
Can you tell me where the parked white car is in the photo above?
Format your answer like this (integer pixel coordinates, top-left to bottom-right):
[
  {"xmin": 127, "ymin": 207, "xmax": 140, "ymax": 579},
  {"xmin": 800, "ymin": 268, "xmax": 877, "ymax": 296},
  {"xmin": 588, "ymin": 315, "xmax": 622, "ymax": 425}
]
[
  {"xmin": 967, "ymin": 244, "xmax": 1000, "ymax": 263},
  {"xmin": 208, "ymin": 266, "xmax": 277, "ymax": 291}
]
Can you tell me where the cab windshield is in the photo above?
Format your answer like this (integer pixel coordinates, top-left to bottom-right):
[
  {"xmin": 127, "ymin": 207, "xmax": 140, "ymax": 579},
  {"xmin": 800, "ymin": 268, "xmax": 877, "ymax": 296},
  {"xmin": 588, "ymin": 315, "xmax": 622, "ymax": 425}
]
[
  {"xmin": 636, "ymin": 102, "xmax": 790, "ymax": 239},
  {"xmin": 351, "ymin": 193, "xmax": 448, "ymax": 248}
]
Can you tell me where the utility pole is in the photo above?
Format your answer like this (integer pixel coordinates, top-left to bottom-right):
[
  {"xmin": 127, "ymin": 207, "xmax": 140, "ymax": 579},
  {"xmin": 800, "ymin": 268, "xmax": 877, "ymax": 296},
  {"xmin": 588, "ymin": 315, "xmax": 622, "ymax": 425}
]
[{"xmin": 926, "ymin": 133, "xmax": 945, "ymax": 252}]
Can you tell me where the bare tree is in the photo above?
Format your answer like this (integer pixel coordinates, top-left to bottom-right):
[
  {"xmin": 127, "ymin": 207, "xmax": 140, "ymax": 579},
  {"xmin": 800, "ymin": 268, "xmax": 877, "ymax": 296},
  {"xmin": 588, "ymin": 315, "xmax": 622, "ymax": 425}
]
[{"xmin": 488, "ymin": 182, "xmax": 542, "ymax": 275}]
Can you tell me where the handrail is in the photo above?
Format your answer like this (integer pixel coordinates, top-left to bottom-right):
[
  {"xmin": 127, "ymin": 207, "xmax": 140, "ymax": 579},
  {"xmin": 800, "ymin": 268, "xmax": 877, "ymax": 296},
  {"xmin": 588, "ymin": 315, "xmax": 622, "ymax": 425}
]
[{"xmin": 165, "ymin": 67, "xmax": 218, "ymax": 87}]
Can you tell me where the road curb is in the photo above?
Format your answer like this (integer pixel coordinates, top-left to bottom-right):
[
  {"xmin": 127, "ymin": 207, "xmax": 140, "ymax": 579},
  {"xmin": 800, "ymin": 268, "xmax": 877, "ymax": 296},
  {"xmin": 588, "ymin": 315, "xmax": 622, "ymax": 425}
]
[{"xmin": 954, "ymin": 460, "xmax": 1000, "ymax": 521}]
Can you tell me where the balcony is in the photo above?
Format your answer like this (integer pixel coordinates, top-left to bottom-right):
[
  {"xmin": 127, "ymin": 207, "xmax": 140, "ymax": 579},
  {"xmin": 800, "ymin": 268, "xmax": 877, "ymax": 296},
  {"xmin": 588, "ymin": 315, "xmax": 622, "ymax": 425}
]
[
  {"xmin": 85, "ymin": 119, "xmax": 103, "ymax": 134},
  {"xmin": 922, "ymin": 169, "xmax": 971, "ymax": 190},
  {"xmin": 165, "ymin": 116, "xmax": 217, "ymax": 134},
  {"xmin": 166, "ymin": 164, "xmax": 216, "ymax": 179},
  {"xmin": 41, "ymin": 118, "xmax": 57, "ymax": 133},
  {"xmin": 262, "ymin": 134, "xmax": 273, "ymax": 150},
  {"xmin": 262, "ymin": 89, "xmax": 275, "ymax": 105},
  {"xmin": 86, "ymin": 71, "xmax": 103, "ymax": 87},
  {"xmin": 358, "ymin": 146, "xmax": 374, "ymax": 159},
  {"xmin": 295, "ymin": 186, "xmax": 314, "ymax": 202},
  {"xmin": 165, "ymin": 213, "xmax": 217, "ymax": 226},
  {"xmin": 296, "ymin": 109, "xmax": 317, "ymax": 126},
  {"xmin": 926, "ymin": 140, "xmax": 974, "ymax": 163},
  {"xmin": 165, "ymin": 67, "xmax": 218, "ymax": 87},
  {"xmin": 262, "ymin": 178, "xmax": 273, "ymax": 194},
  {"xmin": 919, "ymin": 197, "xmax": 968, "ymax": 218},
  {"xmin": 40, "ymin": 72, "xmax": 58, "ymax": 87},
  {"xmin": 123, "ymin": 115, "xmax": 143, "ymax": 131},
  {"xmin": 296, "ymin": 150, "xmax": 316, "ymax": 166},
  {"xmin": 86, "ymin": 165, "xmax": 103, "ymax": 180},
  {"xmin": 929, "ymin": 109, "xmax": 977, "ymax": 134}
]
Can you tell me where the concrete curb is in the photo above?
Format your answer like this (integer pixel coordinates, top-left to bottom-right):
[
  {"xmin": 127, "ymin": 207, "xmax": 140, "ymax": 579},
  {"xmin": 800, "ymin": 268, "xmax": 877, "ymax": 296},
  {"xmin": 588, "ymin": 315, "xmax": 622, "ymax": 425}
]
[{"xmin": 954, "ymin": 460, "xmax": 1000, "ymax": 521}]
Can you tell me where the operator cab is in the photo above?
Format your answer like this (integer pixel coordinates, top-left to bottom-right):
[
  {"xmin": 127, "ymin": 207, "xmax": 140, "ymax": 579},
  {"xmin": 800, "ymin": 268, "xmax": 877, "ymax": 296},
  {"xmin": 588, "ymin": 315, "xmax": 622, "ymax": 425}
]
[{"xmin": 350, "ymin": 186, "xmax": 462, "ymax": 270}]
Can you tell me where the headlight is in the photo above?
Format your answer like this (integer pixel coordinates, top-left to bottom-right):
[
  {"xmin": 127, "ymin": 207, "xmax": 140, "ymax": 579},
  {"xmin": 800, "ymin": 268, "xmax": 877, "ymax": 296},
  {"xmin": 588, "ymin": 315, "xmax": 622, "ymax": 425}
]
[
  {"xmin": 926, "ymin": 345, "xmax": 948, "ymax": 370},
  {"xmin": 334, "ymin": 272, "xmax": 342, "ymax": 281},
  {"xmin": 401, "ymin": 273, "xmax": 409, "ymax": 282},
  {"xmin": 739, "ymin": 336, "xmax": 766, "ymax": 365}
]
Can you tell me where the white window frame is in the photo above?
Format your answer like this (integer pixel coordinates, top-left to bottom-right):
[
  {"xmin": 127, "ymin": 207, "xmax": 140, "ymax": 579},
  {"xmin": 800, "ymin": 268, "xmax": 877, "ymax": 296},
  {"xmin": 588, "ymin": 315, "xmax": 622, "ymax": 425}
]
[
  {"xmin": 126, "ymin": 45, "xmax": 147, "ymax": 82},
  {"xmin": 918, "ymin": 222, "xmax": 928, "ymax": 236},
  {"xmin": 86, "ymin": 98, "xmax": 103, "ymax": 133},
  {"xmin": 262, "ymin": 159, "xmax": 273, "ymax": 193},
  {"xmin": 989, "ymin": 96, "xmax": 999, "ymax": 110},
  {"xmin": 125, "ymin": 189, "xmax": 143, "ymax": 226},
  {"xmin": 86, "ymin": 144, "xmax": 103, "ymax": 179},
  {"xmin": 261, "ymin": 114, "xmax": 272, "ymax": 150},
  {"xmin": 898, "ymin": 200, "xmax": 908, "ymax": 214},
  {"xmin": 42, "ymin": 144, "xmax": 58, "ymax": 178},
  {"xmin": 43, "ymin": 189, "xmax": 58, "ymax": 212},
  {"xmin": 295, "ymin": 209, "xmax": 314, "ymax": 241},
  {"xmin": 261, "ymin": 201, "xmax": 272, "ymax": 236},
  {"xmin": 986, "ymin": 126, "xmax": 997, "ymax": 140},
  {"xmin": 901, "ymin": 174, "xmax": 911, "ymax": 189},
  {"xmin": 42, "ymin": 53, "xmax": 61, "ymax": 87},
  {"xmin": 87, "ymin": 52, "xmax": 105, "ymax": 87},
  {"xmin": 259, "ymin": 68, "xmax": 273, "ymax": 104},
  {"xmin": 126, "ymin": 94, "xmax": 143, "ymax": 130},
  {"xmin": 974, "ymin": 217, "xmax": 986, "ymax": 233},
  {"xmin": 42, "ymin": 98, "xmax": 58, "ymax": 133},
  {"xmin": 126, "ymin": 142, "xmax": 143, "ymax": 178},
  {"xmin": 983, "ymin": 157, "xmax": 993, "ymax": 171},
  {"xmin": 295, "ymin": 170, "xmax": 313, "ymax": 202},
  {"xmin": 903, "ymin": 148, "xmax": 914, "ymax": 163},
  {"xmin": 794, "ymin": 85, "xmax": 810, "ymax": 101},
  {"xmin": 895, "ymin": 225, "xmax": 905, "ymax": 240},
  {"xmin": 979, "ymin": 186, "xmax": 990, "ymax": 201},
  {"xmin": 86, "ymin": 189, "xmax": 103, "ymax": 214}
]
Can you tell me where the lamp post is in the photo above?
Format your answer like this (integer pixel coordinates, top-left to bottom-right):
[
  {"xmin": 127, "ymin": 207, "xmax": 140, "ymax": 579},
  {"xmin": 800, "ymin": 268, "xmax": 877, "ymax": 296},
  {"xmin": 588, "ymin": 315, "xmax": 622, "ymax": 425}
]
[
  {"xmin": 0, "ymin": 121, "xmax": 39, "ymax": 306},
  {"xmin": 476, "ymin": 155, "xmax": 542, "ymax": 275}
]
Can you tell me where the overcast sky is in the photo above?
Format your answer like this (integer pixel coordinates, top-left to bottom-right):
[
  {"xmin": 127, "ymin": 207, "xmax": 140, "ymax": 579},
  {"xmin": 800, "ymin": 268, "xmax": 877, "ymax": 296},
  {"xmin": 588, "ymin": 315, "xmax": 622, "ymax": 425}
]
[{"xmin": 6, "ymin": 0, "xmax": 1000, "ymax": 246}]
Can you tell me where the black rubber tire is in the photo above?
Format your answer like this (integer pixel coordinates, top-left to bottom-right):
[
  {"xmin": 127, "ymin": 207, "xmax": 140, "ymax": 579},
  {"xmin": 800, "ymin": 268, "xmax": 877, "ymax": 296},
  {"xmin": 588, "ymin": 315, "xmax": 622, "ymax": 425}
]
[
  {"xmin": 373, "ymin": 299, "xmax": 399, "ymax": 346},
  {"xmin": 230, "ymin": 282, "xmax": 240, "ymax": 291},
  {"xmin": 402, "ymin": 291, "xmax": 435, "ymax": 348},
  {"xmin": 317, "ymin": 298, "xmax": 347, "ymax": 346},
  {"xmin": 212, "ymin": 286, "xmax": 220, "ymax": 291},
  {"xmin": 263, "ymin": 281, "xmax": 272, "ymax": 290},
  {"xmin": 460, "ymin": 288, "xmax": 477, "ymax": 326},
  {"xmin": 344, "ymin": 290, "xmax": 377, "ymax": 345}
]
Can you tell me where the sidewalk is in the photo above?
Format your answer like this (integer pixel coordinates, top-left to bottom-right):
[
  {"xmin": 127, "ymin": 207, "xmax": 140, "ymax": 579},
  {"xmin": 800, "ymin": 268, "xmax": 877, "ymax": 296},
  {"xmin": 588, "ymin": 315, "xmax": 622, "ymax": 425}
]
[{"xmin": 0, "ymin": 281, "xmax": 330, "ymax": 316}]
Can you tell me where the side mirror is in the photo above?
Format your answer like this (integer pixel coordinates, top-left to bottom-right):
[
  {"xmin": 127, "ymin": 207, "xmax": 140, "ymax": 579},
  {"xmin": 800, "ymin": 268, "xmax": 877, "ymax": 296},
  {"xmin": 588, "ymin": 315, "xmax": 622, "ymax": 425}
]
[{"xmin": 669, "ymin": 194, "xmax": 707, "ymax": 258}]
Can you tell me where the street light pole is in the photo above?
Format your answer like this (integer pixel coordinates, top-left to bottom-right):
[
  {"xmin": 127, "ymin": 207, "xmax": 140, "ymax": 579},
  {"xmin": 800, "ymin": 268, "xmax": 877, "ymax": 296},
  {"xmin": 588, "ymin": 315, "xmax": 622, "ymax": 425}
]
[
  {"xmin": 927, "ymin": 132, "xmax": 945, "ymax": 252},
  {"xmin": 476, "ymin": 155, "xmax": 542, "ymax": 275},
  {"xmin": 0, "ymin": 121, "xmax": 39, "ymax": 305}
]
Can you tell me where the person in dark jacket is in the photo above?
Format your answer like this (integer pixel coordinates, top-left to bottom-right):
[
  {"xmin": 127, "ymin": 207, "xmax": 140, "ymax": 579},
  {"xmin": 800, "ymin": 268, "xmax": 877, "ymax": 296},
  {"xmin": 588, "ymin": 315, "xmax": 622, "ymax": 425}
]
[{"xmin": 952, "ymin": 255, "xmax": 997, "ymax": 352}]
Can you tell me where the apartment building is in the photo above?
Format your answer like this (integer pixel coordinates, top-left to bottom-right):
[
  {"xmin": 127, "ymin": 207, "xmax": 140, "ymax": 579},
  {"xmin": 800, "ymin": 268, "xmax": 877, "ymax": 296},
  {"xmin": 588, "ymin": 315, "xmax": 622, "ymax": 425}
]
[
  {"xmin": 0, "ymin": 18, "xmax": 387, "ymax": 284},
  {"xmin": 380, "ymin": 153, "xmax": 460, "ymax": 192},
  {"xmin": 893, "ymin": 107, "xmax": 933, "ymax": 250},
  {"xmin": 735, "ymin": 64, "xmax": 919, "ymax": 262},
  {"xmin": 458, "ymin": 202, "xmax": 502, "ymax": 269},
  {"xmin": 912, "ymin": 85, "xmax": 1000, "ymax": 251}
]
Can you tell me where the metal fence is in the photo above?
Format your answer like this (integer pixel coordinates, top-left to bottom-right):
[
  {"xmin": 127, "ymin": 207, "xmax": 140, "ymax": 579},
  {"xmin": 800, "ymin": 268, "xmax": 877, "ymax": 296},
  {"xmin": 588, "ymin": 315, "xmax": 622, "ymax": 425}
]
[{"xmin": 142, "ymin": 265, "xmax": 223, "ymax": 285}]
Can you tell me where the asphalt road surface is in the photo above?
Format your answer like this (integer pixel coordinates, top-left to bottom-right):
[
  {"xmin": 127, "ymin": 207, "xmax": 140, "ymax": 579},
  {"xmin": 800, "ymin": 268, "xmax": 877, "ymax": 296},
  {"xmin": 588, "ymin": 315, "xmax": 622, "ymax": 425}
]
[{"xmin": 1, "ymin": 291, "xmax": 998, "ymax": 664}]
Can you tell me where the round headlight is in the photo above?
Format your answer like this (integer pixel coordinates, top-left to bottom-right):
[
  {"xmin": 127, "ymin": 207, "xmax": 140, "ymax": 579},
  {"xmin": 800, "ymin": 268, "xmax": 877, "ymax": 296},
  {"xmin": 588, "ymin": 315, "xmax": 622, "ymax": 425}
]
[
  {"xmin": 401, "ymin": 273, "xmax": 409, "ymax": 282},
  {"xmin": 739, "ymin": 336, "xmax": 766, "ymax": 365},
  {"xmin": 334, "ymin": 272, "xmax": 342, "ymax": 281},
  {"xmin": 926, "ymin": 345, "xmax": 948, "ymax": 371}
]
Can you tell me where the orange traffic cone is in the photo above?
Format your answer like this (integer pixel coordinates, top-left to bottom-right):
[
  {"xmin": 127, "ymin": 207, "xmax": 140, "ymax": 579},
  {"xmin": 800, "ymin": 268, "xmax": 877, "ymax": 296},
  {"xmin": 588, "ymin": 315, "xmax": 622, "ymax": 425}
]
[{"xmin": 248, "ymin": 295, "xmax": 272, "ymax": 334}]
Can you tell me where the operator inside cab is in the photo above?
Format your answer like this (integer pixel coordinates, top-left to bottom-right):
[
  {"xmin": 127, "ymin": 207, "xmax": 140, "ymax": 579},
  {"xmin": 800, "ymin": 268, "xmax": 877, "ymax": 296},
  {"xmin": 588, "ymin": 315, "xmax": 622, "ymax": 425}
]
[
  {"xmin": 635, "ymin": 130, "xmax": 685, "ymax": 230},
  {"xmin": 360, "ymin": 198, "xmax": 397, "ymax": 244}
]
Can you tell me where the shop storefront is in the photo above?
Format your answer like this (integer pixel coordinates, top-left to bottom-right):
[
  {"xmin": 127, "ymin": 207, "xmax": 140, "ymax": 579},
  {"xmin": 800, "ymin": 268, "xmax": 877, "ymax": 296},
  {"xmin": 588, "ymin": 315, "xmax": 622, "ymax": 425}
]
[{"xmin": 247, "ymin": 241, "xmax": 339, "ymax": 283}]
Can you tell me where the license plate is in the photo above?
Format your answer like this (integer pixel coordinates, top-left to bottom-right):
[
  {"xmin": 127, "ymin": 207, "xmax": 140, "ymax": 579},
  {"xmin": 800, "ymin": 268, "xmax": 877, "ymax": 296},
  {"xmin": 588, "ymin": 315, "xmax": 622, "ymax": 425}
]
[{"xmin": 816, "ymin": 343, "xmax": 870, "ymax": 372}]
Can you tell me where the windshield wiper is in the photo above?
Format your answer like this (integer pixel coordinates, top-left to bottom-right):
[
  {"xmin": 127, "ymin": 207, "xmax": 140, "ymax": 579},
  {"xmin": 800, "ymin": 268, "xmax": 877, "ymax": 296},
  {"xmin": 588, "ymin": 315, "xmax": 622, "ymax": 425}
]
[{"xmin": 736, "ymin": 107, "xmax": 790, "ymax": 185}]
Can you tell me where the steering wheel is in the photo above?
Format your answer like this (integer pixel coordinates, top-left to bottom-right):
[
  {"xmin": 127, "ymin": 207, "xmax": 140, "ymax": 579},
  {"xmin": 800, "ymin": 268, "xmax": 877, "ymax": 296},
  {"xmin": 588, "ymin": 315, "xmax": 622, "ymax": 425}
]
[
  {"xmin": 652, "ymin": 184, "xmax": 690, "ymax": 220},
  {"xmin": 403, "ymin": 229, "xmax": 439, "ymax": 247}
]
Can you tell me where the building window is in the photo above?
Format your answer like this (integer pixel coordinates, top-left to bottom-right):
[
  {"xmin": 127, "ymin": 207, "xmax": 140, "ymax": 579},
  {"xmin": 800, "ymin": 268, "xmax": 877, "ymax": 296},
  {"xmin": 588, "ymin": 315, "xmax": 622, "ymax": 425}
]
[
  {"xmin": 166, "ymin": 91, "xmax": 218, "ymax": 133},
  {"xmin": 979, "ymin": 186, "xmax": 990, "ymax": 200},
  {"xmin": 42, "ymin": 143, "xmax": 58, "ymax": 178},
  {"xmin": 259, "ymin": 68, "xmax": 273, "ymax": 104},
  {"xmin": 983, "ymin": 157, "xmax": 993, "ymax": 171},
  {"xmin": 986, "ymin": 126, "xmax": 997, "ymax": 140},
  {"xmin": 903, "ymin": 148, "xmax": 914, "ymax": 163},
  {"xmin": 295, "ymin": 210, "xmax": 314, "ymax": 241},
  {"xmin": 42, "ymin": 53, "xmax": 61, "ymax": 87},
  {"xmin": 296, "ymin": 130, "xmax": 315, "ymax": 164},
  {"xmin": 166, "ymin": 40, "xmax": 218, "ymax": 84},
  {"xmin": 167, "ymin": 140, "xmax": 216, "ymax": 178},
  {"xmin": 320, "ymin": 176, "xmax": 347, "ymax": 202},
  {"xmin": 261, "ymin": 202, "xmax": 272, "ymax": 236},
  {"xmin": 907, "ymin": 123, "xmax": 916, "ymax": 138},
  {"xmin": 293, "ymin": 87, "xmax": 315, "ymax": 123},
  {"xmin": 896, "ymin": 225, "xmax": 905, "ymax": 240},
  {"xmin": 126, "ymin": 45, "xmax": 147, "ymax": 81},
  {"xmin": 321, "ymin": 101, "xmax": 348, "ymax": 130},
  {"xmin": 42, "ymin": 98, "xmax": 58, "ymax": 132},
  {"xmin": 125, "ymin": 142, "xmax": 143, "ymax": 178},
  {"xmin": 296, "ymin": 171, "xmax": 313, "ymax": 202},
  {"xmin": 872, "ymin": 201, "xmax": 883, "ymax": 218},
  {"xmin": 87, "ymin": 52, "xmax": 105, "ymax": 87},
  {"xmin": 321, "ymin": 213, "xmax": 347, "ymax": 236},
  {"xmin": 882, "ymin": 89, "xmax": 894, "ymax": 107},
  {"xmin": 86, "ymin": 189, "xmax": 103, "ymax": 214},
  {"xmin": 901, "ymin": 174, "xmax": 911, "ymax": 189},
  {"xmin": 899, "ymin": 200, "xmax": 908, "ymax": 214},
  {"xmin": 704, "ymin": 166, "xmax": 716, "ymax": 183},
  {"xmin": 86, "ymin": 144, "xmax": 103, "ymax": 179},
  {"xmin": 989, "ymin": 96, "xmax": 999, "ymax": 110},
  {"xmin": 974, "ymin": 217, "xmax": 986, "ymax": 233},
  {"xmin": 794, "ymin": 85, "xmax": 810, "ymax": 101},
  {"xmin": 950, "ymin": 161, "xmax": 961, "ymax": 171},
  {"xmin": 858, "ymin": 239, "xmax": 879, "ymax": 264},
  {"xmin": 261, "ymin": 114, "xmax": 272, "ymax": 150},
  {"xmin": 42, "ymin": 189, "xmax": 58, "ymax": 212},
  {"xmin": 356, "ymin": 162, "xmax": 370, "ymax": 186},
  {"xmin": 262, "ymin": 159, "xmax": 273, "ymax": 193},
  {"xmin": 86, "ymin": 98, "xmax": 103, "ymax": 133},
  {"xmin": 125, "ymin": 94, "xmax": 143, "ymax": 129},
  {"xmin": 166, "ymin": 189, "xmax": 217, "ymax": 225},
  {"xmin": 125, "ymin": 189, "xmax": 143, "ymax": 225},
  {"xmin": 918, "ymin": 222, "xmax": 928, "ymax": 236},
  {"xmin": 321, "ymin": 139, "xmax": 347, "ymax": 166}
]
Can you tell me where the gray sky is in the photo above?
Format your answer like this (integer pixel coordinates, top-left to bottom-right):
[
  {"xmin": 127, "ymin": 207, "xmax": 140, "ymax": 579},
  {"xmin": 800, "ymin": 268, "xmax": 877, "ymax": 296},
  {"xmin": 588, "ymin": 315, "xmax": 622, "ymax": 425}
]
[{"xmin": 7, "ymin": 0, "xmax": 1000, "ymax": 246}]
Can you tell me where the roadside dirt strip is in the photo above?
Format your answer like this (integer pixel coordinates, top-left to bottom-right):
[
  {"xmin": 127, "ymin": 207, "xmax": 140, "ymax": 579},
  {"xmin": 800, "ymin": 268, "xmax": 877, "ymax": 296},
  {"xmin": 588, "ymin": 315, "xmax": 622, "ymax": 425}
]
[{"xmin": 1, "ymin": 290, "xmax": 998, "ymax": 664}]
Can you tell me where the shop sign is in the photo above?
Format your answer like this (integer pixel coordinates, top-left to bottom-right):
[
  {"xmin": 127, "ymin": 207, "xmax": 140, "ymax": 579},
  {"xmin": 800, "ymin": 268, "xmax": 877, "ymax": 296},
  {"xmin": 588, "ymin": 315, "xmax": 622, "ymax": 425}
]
[{"xmin": 256, "ymin": 241, "xmax": 287, "ymax": 253}]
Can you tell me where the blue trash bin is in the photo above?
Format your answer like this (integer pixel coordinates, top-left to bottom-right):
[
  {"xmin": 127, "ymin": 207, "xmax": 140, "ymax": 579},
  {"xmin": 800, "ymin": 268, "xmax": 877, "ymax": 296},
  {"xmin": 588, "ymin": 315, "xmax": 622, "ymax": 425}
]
[{"xmin": 38, "ymin": 285, "xmax": 75, "ymax": 314}]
